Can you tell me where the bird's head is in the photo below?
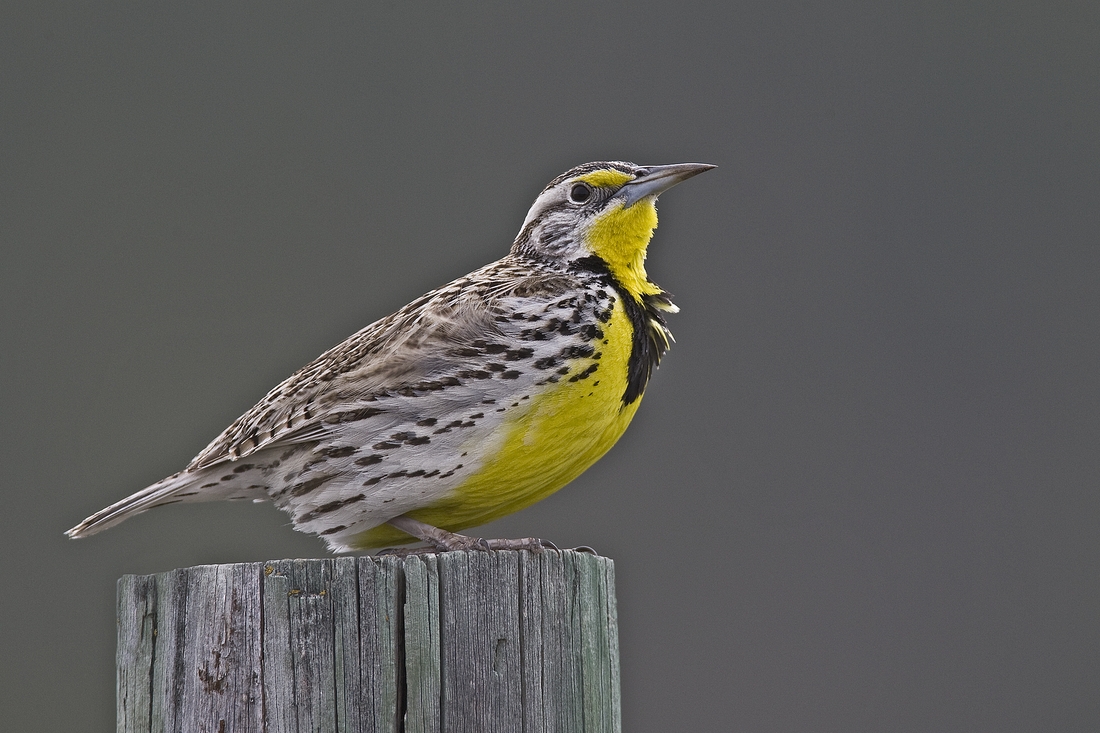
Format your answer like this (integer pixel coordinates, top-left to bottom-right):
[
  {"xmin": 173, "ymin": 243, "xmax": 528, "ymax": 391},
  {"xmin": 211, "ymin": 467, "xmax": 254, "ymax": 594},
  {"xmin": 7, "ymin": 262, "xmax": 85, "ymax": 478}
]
[{"xmin": 512, "ymin": 161, "xmax": 715, "ymax": 297}]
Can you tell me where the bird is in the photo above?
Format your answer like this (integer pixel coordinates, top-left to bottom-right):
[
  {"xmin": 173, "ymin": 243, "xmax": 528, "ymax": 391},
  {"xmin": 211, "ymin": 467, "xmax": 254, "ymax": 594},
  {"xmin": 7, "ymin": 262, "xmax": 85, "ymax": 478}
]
[{"xmin": 67, "ymin": 160, "xmax": 715, "ymax": 553}]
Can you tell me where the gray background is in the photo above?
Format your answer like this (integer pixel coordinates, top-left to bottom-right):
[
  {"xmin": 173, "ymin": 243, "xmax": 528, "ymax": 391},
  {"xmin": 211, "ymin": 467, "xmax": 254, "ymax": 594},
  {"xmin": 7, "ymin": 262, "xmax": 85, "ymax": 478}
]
[{"xmin": 2, "ymin": 2, "xmax": 1098, "ymax": 730}]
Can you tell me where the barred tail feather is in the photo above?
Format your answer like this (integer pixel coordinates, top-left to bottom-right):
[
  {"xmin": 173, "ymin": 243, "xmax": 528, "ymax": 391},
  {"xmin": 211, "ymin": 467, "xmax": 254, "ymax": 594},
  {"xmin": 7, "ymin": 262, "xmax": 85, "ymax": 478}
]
[{"xmin": 65, "ymin": 470, "xmax": 265, "ymax": 538}]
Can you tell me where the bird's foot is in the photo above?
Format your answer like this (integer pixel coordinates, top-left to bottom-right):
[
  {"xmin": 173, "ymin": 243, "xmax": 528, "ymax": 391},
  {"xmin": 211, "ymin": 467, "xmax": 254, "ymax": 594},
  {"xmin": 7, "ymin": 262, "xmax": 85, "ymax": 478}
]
[
  {"xmin": 482, "ymin": 536, "xmax": 558, "ymax": 551},
  {"xmin": 384, "ymin": 515, "xmax": 558, "ymax": 553}
]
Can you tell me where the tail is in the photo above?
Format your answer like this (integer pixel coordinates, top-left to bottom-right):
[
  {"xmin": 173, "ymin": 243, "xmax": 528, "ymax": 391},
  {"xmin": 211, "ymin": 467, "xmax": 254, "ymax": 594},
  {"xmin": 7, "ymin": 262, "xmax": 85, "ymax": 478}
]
[{"xmin": 66, "ymin": 470, "xmax": 265, "ymax": 539}]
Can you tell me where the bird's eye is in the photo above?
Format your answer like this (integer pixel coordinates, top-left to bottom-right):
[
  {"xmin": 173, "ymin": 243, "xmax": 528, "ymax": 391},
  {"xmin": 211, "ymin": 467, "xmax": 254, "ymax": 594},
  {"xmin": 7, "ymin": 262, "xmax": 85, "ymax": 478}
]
[{"xmin": 568, "ymin": 183, "xmax": 593, "ymax": 204}]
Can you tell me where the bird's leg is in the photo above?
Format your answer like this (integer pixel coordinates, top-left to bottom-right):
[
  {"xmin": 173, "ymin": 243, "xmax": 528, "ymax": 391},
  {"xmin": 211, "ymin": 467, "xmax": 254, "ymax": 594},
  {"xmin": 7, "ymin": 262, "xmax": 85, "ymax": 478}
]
[
  {"xmin": 386, "ymin": 515, "xmax": 490, "ymax": 551},
  {"xmin": 385, "ymin": 515, "xmax": 557, "ymax": 552}
]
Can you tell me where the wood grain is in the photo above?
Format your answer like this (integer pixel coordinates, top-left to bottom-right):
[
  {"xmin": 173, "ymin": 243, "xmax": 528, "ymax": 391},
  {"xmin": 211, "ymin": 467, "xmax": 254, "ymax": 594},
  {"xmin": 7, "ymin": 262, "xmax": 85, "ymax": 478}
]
[{"xmin": 116, "ymin": 551, "xmax": 619, "ymax": 732}]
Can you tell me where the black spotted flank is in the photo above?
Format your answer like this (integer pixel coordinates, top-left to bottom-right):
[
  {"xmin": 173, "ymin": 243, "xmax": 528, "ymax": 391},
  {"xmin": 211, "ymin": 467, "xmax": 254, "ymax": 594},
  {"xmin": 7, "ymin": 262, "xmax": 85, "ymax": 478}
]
[
  {"xmin": 562, "ymin": 343, "xmax": 595, "ymax": 359},
  {"xmin": 299, "ymin": 494, "xmax": 365, "ymax": 523},
  {"xmin": 438, "ymin": 463, "xmax": 464, "ymax": 479},
  {"xmin": 501, "ymin": 370, "xmax": 521, "ymax": 379},
  {"xmin": 289, "ymin": 475, "xmax": 334, "ymax": 498},
  {"xmin": 232, "ymin": 463, "xmax": 255, "ymax": 473},
  {"xmin": 406, "ymin": 379, "xmax": 453, "ymax": 392},
  {"xmin": 354, "ymin": 454, "xmax": 383, "ymax": 466},
  {"xmin": 432, "ymin": 418, "xmax": 476, "ymax": 435},
  {"xmin": 416, "ymin": 418, "xmax": 438, "ymax": 426},
  {"xmin": 581, "ymin": 324, "xmax": 603, "ymax": 340},
  {"xmin": 556, "ymin": 320, "xmax": 576, "ymax": 335},
  {"xmin": 320, "ymin": 446, "xmax": 357, "ymax": 458},
  {"xmin": 372, "ymin": 441, "xmax": 401, "ymax": 450},
  {"xmin": 390, "ymin": 431, "xmax": 430, "ymax": 446},
  {"xmin": 504, "ymin": 347, "xmax": 534, "ymax": 361},
  {"xmin": 568, "ymin": 363, "xmax": 599, "ymax": 383}
]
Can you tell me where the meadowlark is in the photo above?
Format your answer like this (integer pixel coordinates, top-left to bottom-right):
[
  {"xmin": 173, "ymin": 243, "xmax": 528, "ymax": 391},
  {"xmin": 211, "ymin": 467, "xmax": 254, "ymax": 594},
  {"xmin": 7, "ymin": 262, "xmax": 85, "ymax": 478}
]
[{"xmin": 67, "ymin": 161, "xmax": 715, "ymax": 552}]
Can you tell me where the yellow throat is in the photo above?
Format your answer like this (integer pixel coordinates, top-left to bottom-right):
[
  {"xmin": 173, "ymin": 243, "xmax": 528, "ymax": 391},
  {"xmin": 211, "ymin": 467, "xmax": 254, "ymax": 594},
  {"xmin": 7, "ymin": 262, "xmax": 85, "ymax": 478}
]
[{"xmin": 579, "ymin": 170, "xmax": 664, "ymax": 300}]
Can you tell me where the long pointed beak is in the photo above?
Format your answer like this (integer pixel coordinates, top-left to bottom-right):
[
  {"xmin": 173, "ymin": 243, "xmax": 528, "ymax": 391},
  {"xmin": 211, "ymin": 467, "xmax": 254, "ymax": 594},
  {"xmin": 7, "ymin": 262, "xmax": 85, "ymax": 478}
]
[{"xmin": 617, "ymin": 162, "xmax": 716, "ymax": 207}]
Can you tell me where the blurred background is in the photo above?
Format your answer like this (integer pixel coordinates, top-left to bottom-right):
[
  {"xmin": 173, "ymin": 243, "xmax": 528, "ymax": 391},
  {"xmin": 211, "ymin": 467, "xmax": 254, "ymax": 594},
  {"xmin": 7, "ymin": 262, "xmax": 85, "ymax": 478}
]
[{"xmin": 2, "ymin": 2, "xmax": 1098, "ymax": 730}]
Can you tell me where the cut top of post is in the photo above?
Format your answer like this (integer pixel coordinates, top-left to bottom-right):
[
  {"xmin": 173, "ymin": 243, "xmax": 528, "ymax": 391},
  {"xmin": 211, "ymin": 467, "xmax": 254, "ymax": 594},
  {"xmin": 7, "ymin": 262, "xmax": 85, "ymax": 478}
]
[{"xmin": 116, "ymin": 550, "xmax": 621, "ymax": 733}]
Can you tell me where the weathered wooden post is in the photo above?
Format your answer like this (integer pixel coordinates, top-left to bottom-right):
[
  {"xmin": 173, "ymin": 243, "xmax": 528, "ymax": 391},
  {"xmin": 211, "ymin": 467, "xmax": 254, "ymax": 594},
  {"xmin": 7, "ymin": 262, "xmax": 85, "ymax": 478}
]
[{"xmin": 116, "ymin": 550, "xmax": 620, "ymax": 732}]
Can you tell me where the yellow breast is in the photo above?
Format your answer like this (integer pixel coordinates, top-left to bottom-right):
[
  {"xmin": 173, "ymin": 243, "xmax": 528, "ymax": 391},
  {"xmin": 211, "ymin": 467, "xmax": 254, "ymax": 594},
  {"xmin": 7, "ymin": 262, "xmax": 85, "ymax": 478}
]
[{"xmin": 355, "ymin": 300, "xmax": 639, "ymax": 547}]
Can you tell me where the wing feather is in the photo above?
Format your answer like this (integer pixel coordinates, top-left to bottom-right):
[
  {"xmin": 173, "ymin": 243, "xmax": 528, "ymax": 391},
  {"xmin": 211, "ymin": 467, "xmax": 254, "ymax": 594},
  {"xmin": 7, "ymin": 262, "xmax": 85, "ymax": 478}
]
[{"xmin": 188, "ymin": 259, "xmax": 575, "ymax": 470}]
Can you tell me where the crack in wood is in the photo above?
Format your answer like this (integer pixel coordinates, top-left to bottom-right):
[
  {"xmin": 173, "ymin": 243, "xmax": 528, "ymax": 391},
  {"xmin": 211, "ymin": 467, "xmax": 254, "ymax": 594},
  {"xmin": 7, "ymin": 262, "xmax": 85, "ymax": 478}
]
[{"xmin": 116, "ymin": 551, "xmax": 620, "ymax": 732}]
